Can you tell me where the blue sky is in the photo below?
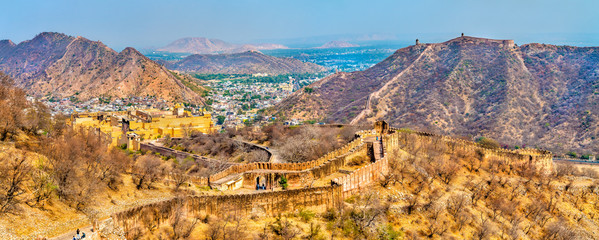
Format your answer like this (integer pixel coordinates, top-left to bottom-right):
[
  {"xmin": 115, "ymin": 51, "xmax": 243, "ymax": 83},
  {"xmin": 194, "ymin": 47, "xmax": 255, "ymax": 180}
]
[{"xmin": 1, "ymin": 0, "xmax": 598, "ymax": 50}]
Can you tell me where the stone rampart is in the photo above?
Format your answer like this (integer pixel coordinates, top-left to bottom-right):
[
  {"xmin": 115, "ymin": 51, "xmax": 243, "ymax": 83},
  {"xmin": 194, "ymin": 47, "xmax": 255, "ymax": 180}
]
[
  {"xmin": 209, "ymin": 136, "xmax": 365, "ymax": 182},
  {"xmin": 112, "ymin": 185, "xmax": 342, "ymax": 232},
  {"xmin": 386, "ymin": 128, "xmax": 553, "ymax": 172},
  {"xmin": 237, "ymin": 142, "xmax": 369, "ymax": 189},
  {"xmin": 109, "ymin": 123, "xmax": 556, "ymax": 237}
]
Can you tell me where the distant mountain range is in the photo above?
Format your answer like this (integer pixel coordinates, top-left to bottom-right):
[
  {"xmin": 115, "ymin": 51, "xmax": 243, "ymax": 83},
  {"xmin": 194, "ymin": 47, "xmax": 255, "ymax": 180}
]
[
  {"xmin": 157, "ymin": 37, "xmax": 288, "ymax": 54},
  {"xmin": 273, "ymin": 36, "xmax": 599, "ymax": 154},
  {"xmin": 161, "ymin": 50, "xmax": 326, "ymax": 75},
  {"xmin": 315, "ymin": 41, "xmax": 359, "ymax": 49},
  {"xmin": 0, "ymin": 32, "xmax": 204, "ymax": 104}
]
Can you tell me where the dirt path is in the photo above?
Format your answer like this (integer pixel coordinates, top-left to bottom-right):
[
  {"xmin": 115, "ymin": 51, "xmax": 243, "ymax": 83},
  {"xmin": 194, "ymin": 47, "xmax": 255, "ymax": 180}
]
[{"xmin": 50, "ymin": 223, "xmax": 98, "ymax": 240}]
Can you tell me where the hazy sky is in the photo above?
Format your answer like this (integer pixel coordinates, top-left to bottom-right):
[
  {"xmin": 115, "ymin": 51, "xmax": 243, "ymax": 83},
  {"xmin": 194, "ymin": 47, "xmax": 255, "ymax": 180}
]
[{"xmin": 1, "ymin": 0, "xmax": 598, "ymax": 50}]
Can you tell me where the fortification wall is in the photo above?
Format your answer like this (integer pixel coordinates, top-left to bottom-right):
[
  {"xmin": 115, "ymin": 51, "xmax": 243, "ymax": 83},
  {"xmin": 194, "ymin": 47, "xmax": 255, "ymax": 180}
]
[
  {"xmin": 112, "ymin": 185, "xmax": 342, "ymax": 232},
  {"xmin": 239, "ymin": 143, "xmax": 369, "ymax": 189},
  {"xmin": 209, "ymin": 136, "xmax": 365, "ymax": 182},
  {"xmin": 385, "ymin": 129, "xmax": 553, "ymax": 172},
  {"xmin": 331, "ymin": 148, "xmax": 410, "ymax": 198}
]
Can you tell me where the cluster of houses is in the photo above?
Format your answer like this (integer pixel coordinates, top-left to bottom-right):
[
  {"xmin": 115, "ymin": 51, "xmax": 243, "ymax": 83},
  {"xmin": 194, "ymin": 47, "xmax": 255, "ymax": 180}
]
[
  {"xmin": 41, "ymin": 96, "xmax": 170, "ymax": 115},
  {"xmin": 206, "ymin": 77, "xmax": 310, "ymax": 129}
]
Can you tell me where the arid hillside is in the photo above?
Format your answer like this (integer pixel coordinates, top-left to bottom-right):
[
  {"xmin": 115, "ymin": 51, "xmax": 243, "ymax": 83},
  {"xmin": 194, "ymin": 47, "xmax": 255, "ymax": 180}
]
[
  {"xmin": 163, "ymin": 50, "xmax": 326, "ymax": 75},
  {"xmin": 0, "ymin": 32, "xmax": 204, "ymax": 104},
  {"xmin": 274, "ymin": 36, "xmax": 599, "ymax": 154}
]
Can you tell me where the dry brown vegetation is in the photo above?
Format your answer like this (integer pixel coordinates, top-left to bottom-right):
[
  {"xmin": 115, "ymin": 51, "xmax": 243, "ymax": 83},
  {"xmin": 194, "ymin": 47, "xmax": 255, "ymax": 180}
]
[
  {"xmin": 164, "ymin": 131, "xmax": 269, "ymax": 163},
  {"xmin": 370, "ymin": 141, "xmax": 599, "ymax": 239},
  {"xmin": 236, "ymin": 124, "xmax": 367, "ymax": 163},
  {"xmin": 135, "ymin": 134, "xmax": 599, "ymax": 240},
  {"xmin": 0, "ymin": 72, "xmax": 213, "ymax": 238}
]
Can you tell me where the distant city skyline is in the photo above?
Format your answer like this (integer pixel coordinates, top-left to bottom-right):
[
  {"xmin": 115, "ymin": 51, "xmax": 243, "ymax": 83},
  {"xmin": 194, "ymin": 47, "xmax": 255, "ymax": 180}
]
[{"xmin": 2, "ymin": 0, "xmax": 598, "ymax": 50}]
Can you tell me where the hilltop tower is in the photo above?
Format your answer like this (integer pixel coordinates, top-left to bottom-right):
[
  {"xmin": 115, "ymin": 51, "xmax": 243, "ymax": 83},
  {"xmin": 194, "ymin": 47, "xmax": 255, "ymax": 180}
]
[
  {"xmin": 461, "ymin": 33, "xmax": 464, "ymax": 37},
  {"xmin": 415, "ymin": 39, "xmax": 419, "ymax": 45}
]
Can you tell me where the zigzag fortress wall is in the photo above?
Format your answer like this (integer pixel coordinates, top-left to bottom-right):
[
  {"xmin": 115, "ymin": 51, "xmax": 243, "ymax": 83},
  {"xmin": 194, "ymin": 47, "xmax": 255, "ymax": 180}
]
[{"xmin": 110, "ymin": 125, "xmax": 553, "ymax": 235}]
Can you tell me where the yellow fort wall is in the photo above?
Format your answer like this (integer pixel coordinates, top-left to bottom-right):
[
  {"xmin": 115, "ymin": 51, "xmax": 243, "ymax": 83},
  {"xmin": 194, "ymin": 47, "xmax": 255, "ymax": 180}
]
[{"xmin": 70, "ymin": 110, "xmax": 214, "ymax": 147}]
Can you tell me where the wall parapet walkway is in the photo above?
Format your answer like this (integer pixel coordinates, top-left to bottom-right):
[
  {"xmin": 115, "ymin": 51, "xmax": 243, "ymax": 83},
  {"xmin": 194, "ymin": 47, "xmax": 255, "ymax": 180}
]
[{"xmin": 209, "ymin": 135, "xmax": 365, "ymax": 182}]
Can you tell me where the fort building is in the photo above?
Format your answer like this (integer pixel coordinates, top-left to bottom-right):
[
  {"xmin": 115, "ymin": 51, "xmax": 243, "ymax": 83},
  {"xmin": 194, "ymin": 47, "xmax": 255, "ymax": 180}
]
[{"xmin": 70, "ymin": 104, "xmax": 214, "ymax": 150}]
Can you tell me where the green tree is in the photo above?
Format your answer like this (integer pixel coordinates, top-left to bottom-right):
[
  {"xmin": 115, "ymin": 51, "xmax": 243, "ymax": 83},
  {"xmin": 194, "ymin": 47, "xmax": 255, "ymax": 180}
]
[
  {"xmin": 279, "ymin": 175, "xmax": 288, "ymax": 190},
  {"xmin": 566, "ymin": 151, "xmax": 578, "ymax": 158},
  {"xmin": 216, "ymin": 115, "xmax": 226, "ymax": 125}
]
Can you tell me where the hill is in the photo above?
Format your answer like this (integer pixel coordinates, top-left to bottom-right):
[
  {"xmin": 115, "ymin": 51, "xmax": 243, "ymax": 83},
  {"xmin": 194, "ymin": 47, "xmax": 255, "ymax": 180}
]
[
  {"xmin": 273, "ymin": 36, "xmax": 599, "ymax": 154},
  {"xmin": 157, "ymin": 37, "xmax": 287, "ymax": 54},
  {"xmin": 163, "ymin": 50, "xmax": 326, "ymax": 75},
  {"xmin": 316, "ymin": 40, "xmax": 359, "ymax": 49},
  {"xmin": 0, "ymin": 32, "xmax": 204, "ymax": 104}
]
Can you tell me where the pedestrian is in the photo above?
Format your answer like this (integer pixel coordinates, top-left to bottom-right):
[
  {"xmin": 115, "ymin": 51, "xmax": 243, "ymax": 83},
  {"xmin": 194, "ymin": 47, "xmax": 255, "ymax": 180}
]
[
  {"xmin": 76, "ymin": 229, "xmax": 80, "ymax": 239},
  {"xmin": 81, "ymin": 232, "xmax": 86, "ymax": 239},
  {"xmin": 72, "ymin": 236, "xmax": 76, "ymax": 240}
]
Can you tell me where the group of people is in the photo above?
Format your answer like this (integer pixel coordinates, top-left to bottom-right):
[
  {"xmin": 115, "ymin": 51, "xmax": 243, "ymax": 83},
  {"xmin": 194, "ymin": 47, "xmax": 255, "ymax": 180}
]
[
  {"xmin": 256, "ymin": 183, "xmax": 267, "ymax": 190},
  {"xmin": 72, "ymin": 228, "xmax": 87, "ymax": 240}
]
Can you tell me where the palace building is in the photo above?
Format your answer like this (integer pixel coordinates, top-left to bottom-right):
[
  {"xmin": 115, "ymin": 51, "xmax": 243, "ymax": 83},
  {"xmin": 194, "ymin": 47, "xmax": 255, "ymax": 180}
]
[{"xmin": 70, "ymin": 104, "xmax": 213, "ymax": 150}]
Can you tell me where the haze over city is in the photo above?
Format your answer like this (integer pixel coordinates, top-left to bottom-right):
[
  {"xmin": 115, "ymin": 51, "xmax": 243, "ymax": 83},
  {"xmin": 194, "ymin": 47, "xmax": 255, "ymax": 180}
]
[{"xmin": 2, "ymin": 0, "xmax": 598, "ymax": 49}]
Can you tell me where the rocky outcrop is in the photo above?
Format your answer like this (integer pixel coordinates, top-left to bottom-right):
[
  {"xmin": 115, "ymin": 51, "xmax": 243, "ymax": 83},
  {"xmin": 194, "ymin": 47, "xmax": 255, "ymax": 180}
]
[{"xmin": 0, "ymin": 32, "xmax": 204, "ymax": 104}]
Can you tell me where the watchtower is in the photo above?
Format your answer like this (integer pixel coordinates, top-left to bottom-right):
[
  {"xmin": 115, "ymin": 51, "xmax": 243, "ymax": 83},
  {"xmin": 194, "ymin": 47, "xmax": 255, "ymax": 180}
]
[
  {"xmin": 374, "ymin": 120, "xmax": 389, "ymax": 135},
  {"xmin": 415, "ymin": 39, "xmax": 420, "ymax": 45}
]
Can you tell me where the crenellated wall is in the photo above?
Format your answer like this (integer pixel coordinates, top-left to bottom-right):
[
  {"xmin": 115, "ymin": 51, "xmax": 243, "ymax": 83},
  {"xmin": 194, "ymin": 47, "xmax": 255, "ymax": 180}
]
[
  {"xmin": 235, "ymin": 142, "xmax": 369, "ymax": 189},
  {"xmin": 385, "ymin": 128, "xmax": 554, "ymax": 172},
  {"xmin": 110, "ymin": 123, "xmax": 555, "ymax": 236},
  {"xmin": 332, "ymin": 157, "xmax": 388, "ymax": 199},
  {"xmin": 208, "ymin": 136, "xmax": 365, "ymax": 183},
  {"xmin": 112, "ymin": 185, "xmax": 342, "ymax": 233}
]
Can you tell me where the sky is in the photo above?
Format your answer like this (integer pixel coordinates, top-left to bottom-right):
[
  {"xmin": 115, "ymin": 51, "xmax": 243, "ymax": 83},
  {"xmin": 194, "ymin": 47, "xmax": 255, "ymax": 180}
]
[{"xmin": 1, "ymin": 0, "xmax": 598, "ymax": 50}]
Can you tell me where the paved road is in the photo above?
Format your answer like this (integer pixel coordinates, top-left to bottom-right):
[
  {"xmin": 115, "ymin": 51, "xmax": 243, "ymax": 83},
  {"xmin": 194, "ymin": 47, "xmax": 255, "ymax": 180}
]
[{"xmin": 553, "ymin": 158, "xmax": 599, "ymax": 165}]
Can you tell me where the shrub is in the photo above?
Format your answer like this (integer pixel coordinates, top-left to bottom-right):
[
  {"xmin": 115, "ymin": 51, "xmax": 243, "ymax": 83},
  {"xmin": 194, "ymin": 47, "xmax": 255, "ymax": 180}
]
[
  {"xmin": 299, "ymin": 208, "xmax": 315, "ymax": 222},
  {"xmin": 279, "ymin": 175, "xmax": 288, "ymax": 190},
  {"xmin": 476, "ymin": 137, "xmax": 500, "ymax": 149}
]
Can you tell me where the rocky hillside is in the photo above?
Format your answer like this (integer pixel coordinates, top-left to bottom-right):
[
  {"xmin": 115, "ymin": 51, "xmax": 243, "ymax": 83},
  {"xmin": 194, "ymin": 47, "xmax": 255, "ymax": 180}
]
[
  {"xmin": 163, "ymin": 50, "xmax": 326, "ymax": 75},
  {"xmin": 316, "ymin": 41, "xmax": 359, "ymax": 49},
  {"xmin": 0, "ymin": 32, "xmax": 204, "ymax": 104},
  {"xmin": 157, "ymin": 37, "xmax": 287, "ymax": 54},
  {"xmin": 274, "ymin": 36, "xmax": 599, "ymax": 154}
]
